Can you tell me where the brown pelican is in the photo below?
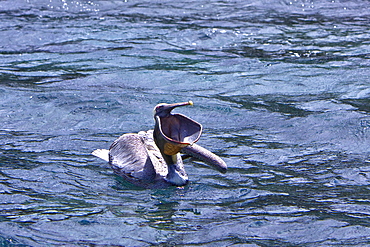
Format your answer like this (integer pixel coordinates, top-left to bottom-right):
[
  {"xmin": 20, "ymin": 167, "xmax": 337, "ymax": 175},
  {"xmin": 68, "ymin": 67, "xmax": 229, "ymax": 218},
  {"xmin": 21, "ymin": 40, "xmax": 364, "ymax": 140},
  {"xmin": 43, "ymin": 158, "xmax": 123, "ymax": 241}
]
[{"xmin": 92, "ymin": 101, "xmax": 227, "ymax": 188}]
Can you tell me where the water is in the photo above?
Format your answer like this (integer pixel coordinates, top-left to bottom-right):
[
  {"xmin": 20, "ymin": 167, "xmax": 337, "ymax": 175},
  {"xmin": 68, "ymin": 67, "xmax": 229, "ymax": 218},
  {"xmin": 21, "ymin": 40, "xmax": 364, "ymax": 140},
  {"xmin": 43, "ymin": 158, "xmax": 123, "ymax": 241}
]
[{"xmin": 1, "ymin": 0, "xmax": 370, "ymax": 246}]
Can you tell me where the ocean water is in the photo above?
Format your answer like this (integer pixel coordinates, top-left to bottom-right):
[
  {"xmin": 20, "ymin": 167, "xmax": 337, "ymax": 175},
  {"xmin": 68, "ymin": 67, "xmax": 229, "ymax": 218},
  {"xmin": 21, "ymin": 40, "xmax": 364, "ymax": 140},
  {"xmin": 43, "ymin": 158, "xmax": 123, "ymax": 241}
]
[{"xmin": 0, "ymin": 0, "xmax": 370, "ymax": 246}]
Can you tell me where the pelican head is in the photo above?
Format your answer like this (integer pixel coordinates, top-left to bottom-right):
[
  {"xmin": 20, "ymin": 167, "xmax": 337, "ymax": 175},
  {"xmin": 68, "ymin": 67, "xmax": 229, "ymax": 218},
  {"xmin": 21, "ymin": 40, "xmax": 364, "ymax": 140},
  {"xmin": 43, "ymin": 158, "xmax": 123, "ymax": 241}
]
[
  {"xmin": 153, "ymin": 101, "xmax": 202, "ymax": 186},
  {"xmin": 153, "ymin": 101, "xmax": 193, "ymax": 118}
]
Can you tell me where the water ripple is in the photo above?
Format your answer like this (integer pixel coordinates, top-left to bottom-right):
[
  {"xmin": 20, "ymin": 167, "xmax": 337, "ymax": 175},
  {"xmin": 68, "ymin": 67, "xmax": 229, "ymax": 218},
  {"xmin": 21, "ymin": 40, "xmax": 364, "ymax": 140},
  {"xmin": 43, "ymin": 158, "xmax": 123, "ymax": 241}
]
[{"xmin": 1, "ymin": 0, "xmax": 370, "ymax": 246}]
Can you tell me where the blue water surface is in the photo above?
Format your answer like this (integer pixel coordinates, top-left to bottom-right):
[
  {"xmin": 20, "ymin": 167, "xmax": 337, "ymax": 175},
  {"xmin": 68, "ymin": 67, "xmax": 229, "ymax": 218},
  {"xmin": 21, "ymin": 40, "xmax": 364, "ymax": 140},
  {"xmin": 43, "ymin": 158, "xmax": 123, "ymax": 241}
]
[{"xmin": 0, "ymin": 0, "xmax": 370, "ymax": 246}]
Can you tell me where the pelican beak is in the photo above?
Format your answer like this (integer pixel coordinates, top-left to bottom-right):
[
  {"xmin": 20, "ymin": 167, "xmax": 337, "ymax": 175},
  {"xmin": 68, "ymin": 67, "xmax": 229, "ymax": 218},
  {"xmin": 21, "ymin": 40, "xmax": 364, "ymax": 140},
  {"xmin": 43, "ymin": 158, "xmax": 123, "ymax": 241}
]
[
  {"xmin": 154, "ymin": 101, "xmax": 202, "ymax": 156},
  {"xmin": 167, "ymin": 100, "xmax": 193, "ymax": 109}
]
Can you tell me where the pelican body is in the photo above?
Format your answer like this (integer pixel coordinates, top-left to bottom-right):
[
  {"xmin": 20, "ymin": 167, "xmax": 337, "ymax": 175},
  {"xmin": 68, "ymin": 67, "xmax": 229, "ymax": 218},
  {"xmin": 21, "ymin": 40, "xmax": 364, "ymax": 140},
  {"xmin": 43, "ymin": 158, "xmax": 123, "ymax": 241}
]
[{"xmin": 92, "ymin": 101, "xmax": 227, "ymax": 188}]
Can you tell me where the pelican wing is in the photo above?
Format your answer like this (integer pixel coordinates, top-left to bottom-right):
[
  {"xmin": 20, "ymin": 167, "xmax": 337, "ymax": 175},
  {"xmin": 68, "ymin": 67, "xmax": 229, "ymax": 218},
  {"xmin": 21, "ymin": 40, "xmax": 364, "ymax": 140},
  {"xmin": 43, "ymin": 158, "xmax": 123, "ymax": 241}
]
[{"xmin": 109, "ymin": 133, "xmax": 157, "ymax": 182}]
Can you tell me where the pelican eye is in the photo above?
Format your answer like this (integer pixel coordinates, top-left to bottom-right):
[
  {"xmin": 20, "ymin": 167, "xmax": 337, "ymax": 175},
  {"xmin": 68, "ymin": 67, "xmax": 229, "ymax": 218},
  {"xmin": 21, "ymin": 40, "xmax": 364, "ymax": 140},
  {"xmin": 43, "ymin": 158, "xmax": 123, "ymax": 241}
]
[{"xmin": 155, "ymin": 105, "xmax": 165, "ymax": 111}]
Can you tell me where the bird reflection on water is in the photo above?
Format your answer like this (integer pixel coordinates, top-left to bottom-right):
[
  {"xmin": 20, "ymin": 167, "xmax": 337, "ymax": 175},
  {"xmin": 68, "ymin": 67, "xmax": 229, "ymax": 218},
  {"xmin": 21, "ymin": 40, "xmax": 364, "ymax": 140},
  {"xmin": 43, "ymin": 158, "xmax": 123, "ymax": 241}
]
[{"xmin": 92, "ymin": 101, "xmax": 227, "ymax": 188}]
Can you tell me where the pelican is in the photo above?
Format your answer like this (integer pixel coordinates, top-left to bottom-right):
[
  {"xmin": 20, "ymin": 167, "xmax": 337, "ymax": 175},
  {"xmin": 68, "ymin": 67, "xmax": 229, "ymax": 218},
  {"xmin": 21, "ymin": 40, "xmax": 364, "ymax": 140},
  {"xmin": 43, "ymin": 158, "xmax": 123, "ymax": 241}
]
[{"xmin": 92, "ymin": 101, "xmax": 227, "ymax": 188}]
